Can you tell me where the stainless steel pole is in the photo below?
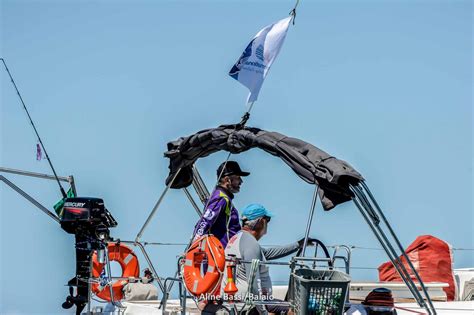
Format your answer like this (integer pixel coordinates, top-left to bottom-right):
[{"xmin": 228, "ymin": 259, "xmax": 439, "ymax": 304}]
[
  {"xmin": 351, "ymin": 193, "xmax": 424, "ymax": 306},
  {"xmin": 301, "ymin": 185, "xmax": 320, "ymax": 256},
  {"xmin": 69, "ymin": 175, "xmax": 77, "ymax": 196},
  {"xmin": 0, "ymin": 167, "xmax": 70, "ymax": 182},
  {"xmin": 135, "ymin": 168, "xmax": 181, "ymax": 243},
  {"xmin": 1, "ymin": 175, "xmax": 60, "ymax": 223},
  {"xmin": 103, "ymin": 246, "xmax": 121, "ymax": 308},
  {"xmin": 360, "ymin": 182, "xmax": 437, "ymax": 314},
  {"xmin": 120, "ymin": 240, "xmax": 165, "ymax": 293},
  {"xmin": 183, "ymin": 187, "xmax": 202, "ymax": 216},
  {"xmin": 191, "ymin": 165, "xmax": 210, "ymax": 205},
  {"xmin": 351, "ymin": 186, "xmax": 435, "ymax": 314}
]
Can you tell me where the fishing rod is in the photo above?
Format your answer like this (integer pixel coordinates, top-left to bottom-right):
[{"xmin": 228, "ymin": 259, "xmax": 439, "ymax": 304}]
[{"xmin": 1, "ymin": 58, "xmax": 67, "ymax": 198}]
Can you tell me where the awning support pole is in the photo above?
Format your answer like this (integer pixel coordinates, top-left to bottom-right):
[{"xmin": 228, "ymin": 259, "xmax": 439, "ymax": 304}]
[
  {"xmin": 351, "ymin": 194, "xmax": 422, "ymax": 304},
  {"xmin": 351, "ymin": 186, "xmax": 424, "ymax": 307},
  {"xmin": 120, "ymin": 240, "xmax": 165, "ymax": 293},
  {"xmin": 191, "ymin": 165, "xmax": 210, "ymax": 205},
  {"xmin": 1, "ymin": 175, "xmax": 60, "ymax": 223},
  {"xmin": 353, "ymin": 184, "xmax": 432, "ymax": 310},
  {"xmin": 301, "ymin": 185, "xmax": 320, "ymax": 256},
  {"xmin": 183, "ymin": 188, "xmax": 202, "ymax": 216},
  {"xmin": 135, "ymin": 168, "xmax": 181, "ymax": 243},
  {"xmin": 360, "ymin": 182, "xmax": 437, "ymax": 314},
  {"xmin": 350, "ymin": 183, "xmax": 437, "ymax": 315}
]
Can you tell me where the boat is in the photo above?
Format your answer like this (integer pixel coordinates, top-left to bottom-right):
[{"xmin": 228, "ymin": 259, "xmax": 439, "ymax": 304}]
[
  {"xmin": 2, "ymin": 124, "xmax": 473, "ymax": 314},
  {"xmin": 1, "ymin": 2, "xmax": 471, "ymax": 314}
]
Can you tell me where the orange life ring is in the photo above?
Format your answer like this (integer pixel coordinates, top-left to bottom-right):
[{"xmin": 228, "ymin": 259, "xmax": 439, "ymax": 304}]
[
  {"xmin": 91, "ymin": 243, "xmax": 140, "ymax": 301},
  {"xmin": 182, "ymin": 235, "xmax": 225, "ymax": 297}
]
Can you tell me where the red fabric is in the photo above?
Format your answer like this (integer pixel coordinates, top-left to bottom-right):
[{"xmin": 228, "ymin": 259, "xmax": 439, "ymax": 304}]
[{"xmin": 378, "ymin": 235, "xmax": 456, "ymax": 301}]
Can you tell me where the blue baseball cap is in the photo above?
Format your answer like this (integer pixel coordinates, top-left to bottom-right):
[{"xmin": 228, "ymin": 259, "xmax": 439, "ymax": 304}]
[{"xmin": 241, "ymin": 204, "xmax": 274, "ymax": 221}]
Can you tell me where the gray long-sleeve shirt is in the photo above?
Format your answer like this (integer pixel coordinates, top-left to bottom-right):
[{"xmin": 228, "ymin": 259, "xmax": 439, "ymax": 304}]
[{"xmin": 223, "ymin": 230, "xmax": 299, "ymax": 300}]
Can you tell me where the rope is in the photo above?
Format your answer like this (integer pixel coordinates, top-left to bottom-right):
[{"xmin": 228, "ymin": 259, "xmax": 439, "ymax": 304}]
[
  {"xmin": 207, "ymin": 235, "xmax": 226, "ymax": 295},
  {"xmin": 242, "ymin": 259, "xmax": 260, "ymax": 311}
]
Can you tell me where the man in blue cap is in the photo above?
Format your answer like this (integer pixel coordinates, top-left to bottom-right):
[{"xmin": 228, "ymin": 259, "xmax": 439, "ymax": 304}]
[
  {"xmin": 192, "ymin": 161, "xmax": 250, "ymax": 248},
  {"xmin": 224, "ymin": 204, "xmax": 315, "ymax": 314}
]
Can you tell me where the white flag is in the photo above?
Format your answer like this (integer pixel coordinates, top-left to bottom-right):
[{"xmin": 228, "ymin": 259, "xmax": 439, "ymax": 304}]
[{"xmin": 229, "ymin": 16, "xmax": 292, "ymax": 103}]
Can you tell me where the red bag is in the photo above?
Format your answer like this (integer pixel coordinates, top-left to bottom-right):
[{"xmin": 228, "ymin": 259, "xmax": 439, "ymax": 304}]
[{"xmin": 378, "ymin": 235, "xmax": 456, "ymax": 301}]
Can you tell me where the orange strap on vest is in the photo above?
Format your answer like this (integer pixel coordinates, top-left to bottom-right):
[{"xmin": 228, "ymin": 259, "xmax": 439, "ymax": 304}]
[{"xmin": 91, "ymin": 243, "xmax": 140, "ymax": 301}]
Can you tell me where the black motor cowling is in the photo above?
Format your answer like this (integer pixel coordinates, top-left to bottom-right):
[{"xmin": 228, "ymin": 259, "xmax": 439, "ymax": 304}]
[
  {"xmin": 60, "ymin": 197, "xmax": 117, "ymax": 234},
  {"xmin": 60, "ymin": 197, "xmax": 117, "ymax": 315}
]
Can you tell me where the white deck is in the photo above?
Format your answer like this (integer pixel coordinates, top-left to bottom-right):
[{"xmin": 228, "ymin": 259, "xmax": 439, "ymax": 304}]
[
  {"xmin": 118, "ymin": 300, "xmax": 474, "ymax": 314},
  {"xmin": 97, "ymin": 269, "xmax": 474, "ymax": 314}
]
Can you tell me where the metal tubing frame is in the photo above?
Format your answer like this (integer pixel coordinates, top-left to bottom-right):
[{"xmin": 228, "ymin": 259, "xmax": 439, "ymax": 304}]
[
  {"xmin": 1, "ymin": 175, "xmax": 60, "ymax": 223},
  {"xmin": 351, "ymin": 186, "xmax": 419, "ymax": 294},
  {"xmin": 360, "ymin": 182, "xmax": 437, "ymax": 313},
  {"xmin": 135, "ymin": 168, "xmax": 182, "ymax": 243},
  {"xmin": 183, "ymin": 187, "xmax": 202, "ymax": 216},
  {"xmin": 0, "ymin": 167, "xmax": 76, "ymax": 194},
  {"xmin": 103, "ymin": 245, "xmax": 123, "ymax": 308},
  {"xmin": 90, "ymin": 240, "xmax": 166, "ymax": 304},
  {"xmin": 161, "ymin": 277, "xmax": 186, "ymax": 314},
  {"xmin": 301, "ymin": 185, "xmax": 320, "ymax": 256},
  {"xmin": 352, "ymin": 195, "xmax": 420, "ymax": 298},
  {"xmin": 352, "ymin": 185, "xmax": 428, "ymax": 307},
  {"xmin": 351, "ymin": 189, "xmax": 423, "ymax": 305},
  {"xmin": 0, "ymin": 167, "xmax": 71, "ymax": 182},
  {"xmin": 161, "ymin": 182, "xmax": 208, "ymax": 298},
  {"xmin": 350, "ymin": 183, "xmax": 437, "ymax": 315},
  {"xmin": 162, "ymin": 166, "xmax": 216, "ymax": 306},
  {"xmin": 191, "ymin": 165, "xmax": 210, "ymax": 205},
  {"xmin": 332, "ymin": 245, "xmax": 352, "ymax": 275},
  {"xmin": 120, "ymin": 240, "xmax": 165, "ymax": 293},
  {"xmin": 163, "ymin": 165, "xmax": 217, "ymax": 299}
]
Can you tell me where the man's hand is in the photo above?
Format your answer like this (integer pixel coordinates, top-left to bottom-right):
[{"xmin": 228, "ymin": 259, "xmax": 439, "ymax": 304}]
[{"xmin": 297, "ymin": 237, "xmax": 318, "ymax": 247}]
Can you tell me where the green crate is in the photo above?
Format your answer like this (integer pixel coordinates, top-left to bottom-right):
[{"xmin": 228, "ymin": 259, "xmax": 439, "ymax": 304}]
[{"xmin": 289, "ymin": 269, "xmax": 350, "ymax": 315}]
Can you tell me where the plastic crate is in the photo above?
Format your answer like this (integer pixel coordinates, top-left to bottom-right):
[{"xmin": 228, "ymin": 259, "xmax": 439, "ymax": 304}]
[{"xmin": 289, "ymin": 269, "xmax": 350, "ymax": 315}]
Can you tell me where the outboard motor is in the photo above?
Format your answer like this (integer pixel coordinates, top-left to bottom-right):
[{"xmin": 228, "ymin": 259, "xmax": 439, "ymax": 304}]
[{"xmin": 60, "ymin": 197, "xmax": 117, "ymax": 315}]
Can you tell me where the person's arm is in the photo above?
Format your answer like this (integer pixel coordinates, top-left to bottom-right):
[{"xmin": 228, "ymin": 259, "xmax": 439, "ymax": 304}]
[
  {"xmin": 261, "ymin": 242, "xmax": 299, "ymax": 260},
  {"xmin": 192, "ymin": 197, "xmax": 227, "ymax": 240}
]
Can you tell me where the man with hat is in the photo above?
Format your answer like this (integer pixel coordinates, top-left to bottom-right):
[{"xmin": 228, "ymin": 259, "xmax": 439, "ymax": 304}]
[
  {"xmin": 192, "ymin": 160, "xmax": 250, "ymax": 248},
  {"xmin": 224, "ymin": 204, "xmax": 315, "ymax": 314}
]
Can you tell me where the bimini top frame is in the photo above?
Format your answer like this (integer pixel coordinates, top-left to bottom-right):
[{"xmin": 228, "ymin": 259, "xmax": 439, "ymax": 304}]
[
  {"xmin": 134, "ymin": 124, "xmax": 438, "ymax": 314},
  {"xmin": 164, "ymin": 124, "xmax": 363, "ymax": 211}
]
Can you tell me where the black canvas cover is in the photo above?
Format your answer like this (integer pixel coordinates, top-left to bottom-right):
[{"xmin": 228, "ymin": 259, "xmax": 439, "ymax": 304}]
[{"xmin": 164, "ymin": 125, "xmax": 364, "ymax": 210}]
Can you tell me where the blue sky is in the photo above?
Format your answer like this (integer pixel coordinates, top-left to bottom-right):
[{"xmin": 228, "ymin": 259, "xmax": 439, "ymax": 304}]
[{"xmin": 1, "ymin": 0, "xmax": 472, "ymax": 313}]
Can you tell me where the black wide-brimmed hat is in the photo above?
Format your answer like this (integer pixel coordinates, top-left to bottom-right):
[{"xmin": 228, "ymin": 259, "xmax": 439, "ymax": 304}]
[{"xmin": 217, "ymin": 161, "xmax": 250, "ymax": 178}]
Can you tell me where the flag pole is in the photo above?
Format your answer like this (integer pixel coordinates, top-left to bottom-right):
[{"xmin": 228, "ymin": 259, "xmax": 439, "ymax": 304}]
[{"xmin": 247, "ymin": 101, "xmax": 255, "ymax": 114}]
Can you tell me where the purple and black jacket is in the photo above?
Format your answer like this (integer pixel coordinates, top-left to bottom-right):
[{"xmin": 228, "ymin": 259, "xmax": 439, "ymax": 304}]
[{"xmin": 192, "ymin": 186, "xmax": 241, "ymax": 248}]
